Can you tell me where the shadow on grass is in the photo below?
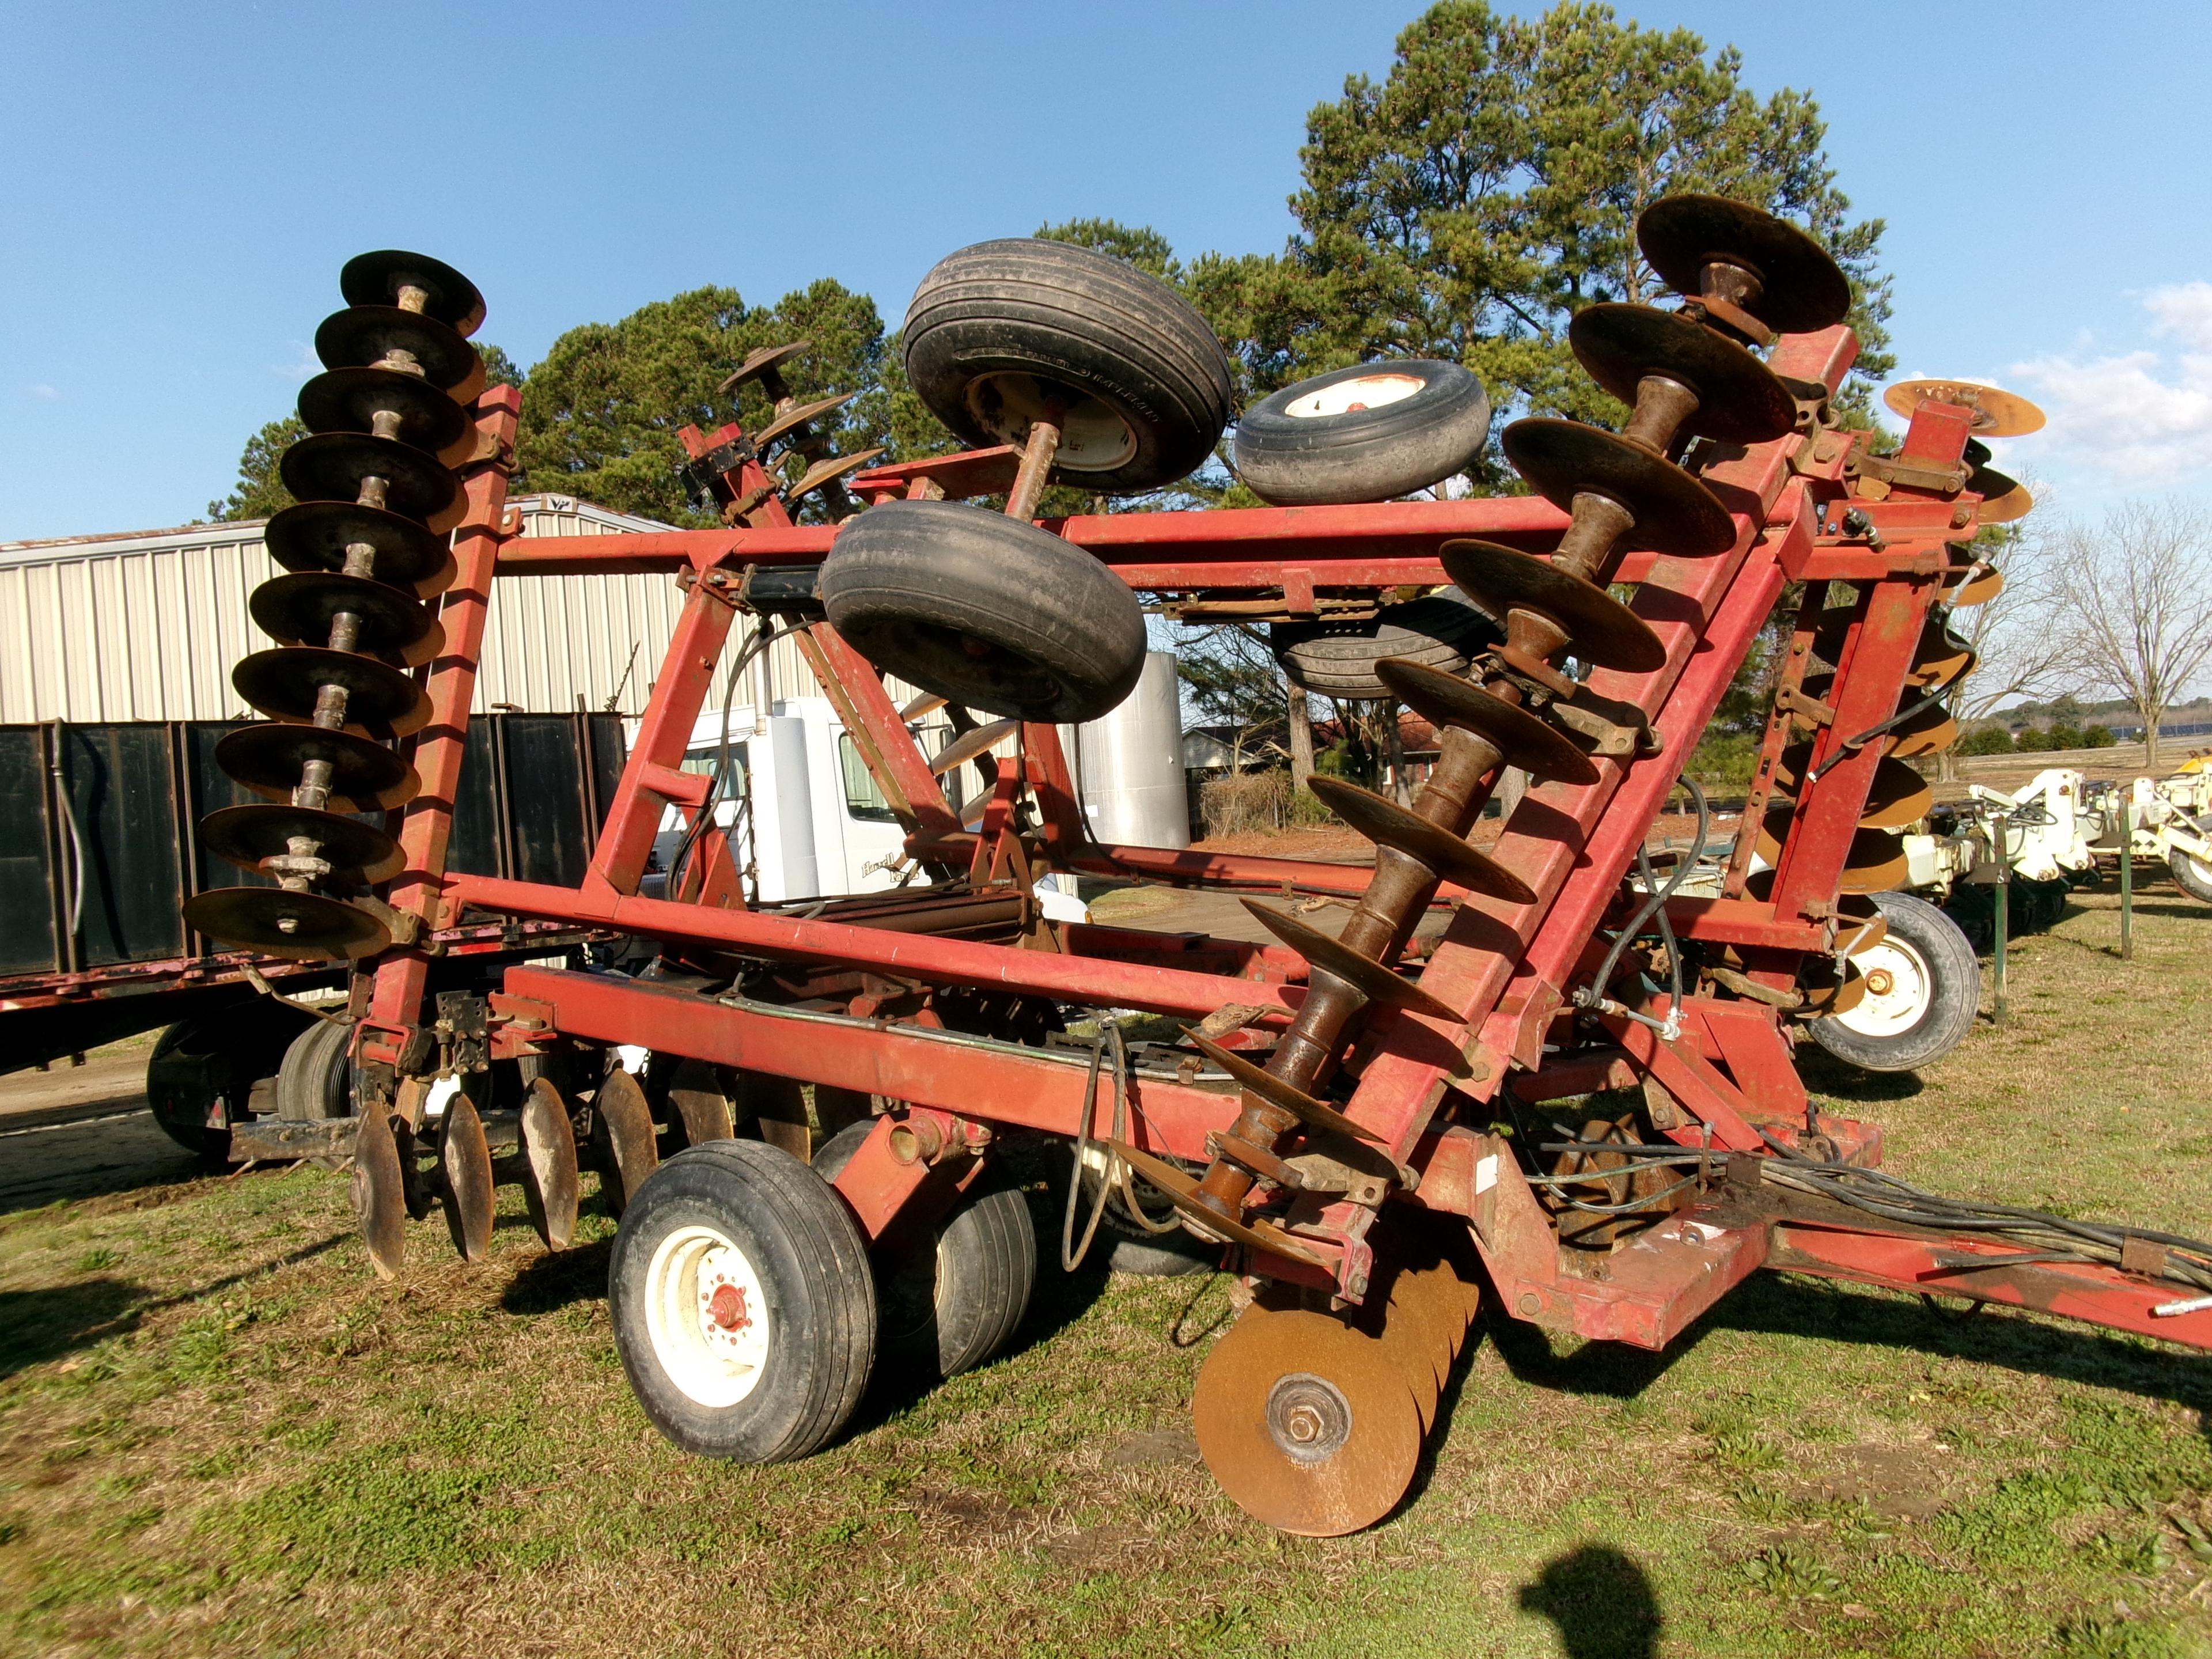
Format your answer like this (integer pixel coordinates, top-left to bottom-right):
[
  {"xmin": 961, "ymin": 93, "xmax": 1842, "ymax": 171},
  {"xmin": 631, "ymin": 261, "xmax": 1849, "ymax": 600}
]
[
  {"xmin": 0, "ymin": 1277, "xmax": 148, "ymax": 1378},
  {"xmin": 1519, "ymin": 1544, "xmax": 1664, "ymax": 1659},
  {"xmin": 1711, "ymin": 1272, "xmax": 2212, "ymax": 1422},
  {"xmin": 1794, "ymin": 1046, "xmax": 1923, "ymax": 1104},
  {"xmin": 502, "ymin": 1236, "xmax": 612, "ymax": 1315}
]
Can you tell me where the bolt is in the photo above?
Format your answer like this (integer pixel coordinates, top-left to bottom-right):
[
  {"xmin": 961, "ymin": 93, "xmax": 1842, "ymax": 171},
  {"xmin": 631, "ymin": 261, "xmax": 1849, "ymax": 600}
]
[
  {"xmin": 1284, "ymin": 1405, "xmax": 1324, "ymax": 1445},
  {"xmin": 1517, "ymin": 1291, "xmax": 1540, "ymax": 1315}
]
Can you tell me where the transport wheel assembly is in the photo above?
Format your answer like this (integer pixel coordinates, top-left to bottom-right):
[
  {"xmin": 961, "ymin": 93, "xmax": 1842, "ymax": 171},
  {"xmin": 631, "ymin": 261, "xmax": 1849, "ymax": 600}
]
[
  {"xmin": 1810, "ymin": 891, "xmax": 1980, "ymax": 1073},
  {"xmin": 1233, "ymin": 359, "xmax": 1491, "ymax": 505},
  {"xmin": 610, "ymin": 1141, "xmax": 878, "ymax": 1463}
]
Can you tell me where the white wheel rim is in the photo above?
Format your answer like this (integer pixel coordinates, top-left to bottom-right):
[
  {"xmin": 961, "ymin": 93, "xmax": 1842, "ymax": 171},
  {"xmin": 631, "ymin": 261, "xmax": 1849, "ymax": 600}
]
[
  {"xmin": 645, "ymin": 1224, "xmax": 771, "ymax": 1407},
  {"xmin": 1835, "ymin": 937, "xmax": 1933, "ymax": 1039},
  {"xmin": 967, "ymin": 372, "xmax": 1137, "ymax": 471},
  {"xmin": 1284, "ymin": 373, "xmax": 1426, "ymax": 419}
]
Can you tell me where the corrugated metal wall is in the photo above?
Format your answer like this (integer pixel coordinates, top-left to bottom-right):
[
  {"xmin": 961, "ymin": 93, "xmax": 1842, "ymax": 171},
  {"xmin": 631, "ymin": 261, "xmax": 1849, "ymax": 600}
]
[{"xmin": 0, "ymin": 495, "xmax": 834, "ymax": 722}]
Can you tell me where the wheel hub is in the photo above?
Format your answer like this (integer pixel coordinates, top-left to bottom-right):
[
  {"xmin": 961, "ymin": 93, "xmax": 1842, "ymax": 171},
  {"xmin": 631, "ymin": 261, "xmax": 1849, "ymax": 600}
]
[
  {"xmin": 1283, "ymin": 373, "xmax": 1424, "ymax": 418},
  {"xmin": 646, "ymin": 1224, "xmax": 772, "ymax": 1407},
  {"xmin": 1267, "ymin": 1373, "xmax": 1351, "ymax": 1463}
]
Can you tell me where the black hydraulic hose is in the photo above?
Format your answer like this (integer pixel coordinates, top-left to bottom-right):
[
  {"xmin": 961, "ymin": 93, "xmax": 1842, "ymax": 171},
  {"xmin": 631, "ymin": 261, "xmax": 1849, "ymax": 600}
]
[{"xmin": 1580, "ymin": 775, "xmax": 1709, "ymax": 1008}]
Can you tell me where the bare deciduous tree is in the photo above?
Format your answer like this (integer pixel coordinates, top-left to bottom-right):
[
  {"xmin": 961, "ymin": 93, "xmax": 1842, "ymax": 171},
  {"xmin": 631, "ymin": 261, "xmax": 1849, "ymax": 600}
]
[{"xmin": 2051, "ymin": 499, "xmax": 2212, "ymax": 768}]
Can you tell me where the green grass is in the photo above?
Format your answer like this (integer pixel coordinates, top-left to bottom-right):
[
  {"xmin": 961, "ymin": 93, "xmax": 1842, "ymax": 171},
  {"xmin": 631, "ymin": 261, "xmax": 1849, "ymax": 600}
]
[{"xmin": 4, "ymin": 887, "xmax": 2212, "ymax": 1656}]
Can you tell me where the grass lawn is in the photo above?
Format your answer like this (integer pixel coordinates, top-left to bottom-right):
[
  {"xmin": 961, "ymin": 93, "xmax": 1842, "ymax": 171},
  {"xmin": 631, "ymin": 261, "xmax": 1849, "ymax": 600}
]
[{"xmin": 4, "ymin": 887, "xmax": 2212, "ymax": 1657}]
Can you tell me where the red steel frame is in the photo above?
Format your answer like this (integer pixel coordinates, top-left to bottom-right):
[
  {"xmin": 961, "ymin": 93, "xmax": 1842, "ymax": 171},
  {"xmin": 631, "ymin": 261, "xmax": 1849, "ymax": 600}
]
[{"xmin": 353, "ymin": 334, "xmax": 2212, "ymax": 1356}]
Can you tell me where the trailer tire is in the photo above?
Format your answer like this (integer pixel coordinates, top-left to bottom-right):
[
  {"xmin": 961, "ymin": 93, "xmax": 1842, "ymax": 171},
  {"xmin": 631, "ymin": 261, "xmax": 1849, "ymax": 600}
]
[
  {"xmin": 815, "ymin": 1122, "xmax": 1037, "ymax": 1379},
  {"xmin": 1233, "ymin": 360, "xmax": 1492, "ymax": 505},
  {"xmin": 145, "ymin": 1003, "xmax": 304, "ymax": 1164},
  {"xmin": 903, "ymin": 238, "xmax": 1233, "ymax": 494},
  {"xmin": 1270, "ymin": 587, "xmax": 1500, "ymax": 701},
  {"xmin": 275, "ymin": 1016, "xmax": 354, "ymax": 1121},
  {"xmin": 611, "ymin": 1140, "xmax": 877, "ymax": 1463},
  {"xmin": 1809, "ymin": 891, "xmax": 1979, "ymax": 1073},
  {"xmin": 2171, "ymin": 850, "xmax": 2212, "ymax": 906},
  {"xmin": 823, "ymin": 499, "xmax": 1146, "ymax": 722}
]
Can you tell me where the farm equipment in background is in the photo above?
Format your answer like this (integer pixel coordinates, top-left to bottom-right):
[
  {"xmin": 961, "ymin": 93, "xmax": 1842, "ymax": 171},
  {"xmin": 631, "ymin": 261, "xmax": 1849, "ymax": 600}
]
[
  {"xmin": 185, "ymin": 202, "xmax": 2212, "ymax": 1539},
  {"xmin": 2093, "ymin": 763, "xmax": 2212, "ymax": 906}
]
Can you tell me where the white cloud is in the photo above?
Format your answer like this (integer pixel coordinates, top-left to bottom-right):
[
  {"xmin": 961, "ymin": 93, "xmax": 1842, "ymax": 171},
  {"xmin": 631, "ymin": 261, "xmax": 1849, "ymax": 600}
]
[
  {"xmin": 2009, "ymin": 283, "xmax": 2212, "ymax": 490},
  {"xmin": 272, "ymin": 341, "xmax": 319, "ymax": 381},
  {"xmin": 25, "ymin": 383, "xmax": 58, "ymax": 401}
]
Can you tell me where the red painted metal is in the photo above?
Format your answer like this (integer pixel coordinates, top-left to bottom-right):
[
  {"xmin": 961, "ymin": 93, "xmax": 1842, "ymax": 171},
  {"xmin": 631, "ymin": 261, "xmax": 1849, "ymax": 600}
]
[{"xmin": 310, "ymin": 314, "xmax": 2212, "ymax": 1368}]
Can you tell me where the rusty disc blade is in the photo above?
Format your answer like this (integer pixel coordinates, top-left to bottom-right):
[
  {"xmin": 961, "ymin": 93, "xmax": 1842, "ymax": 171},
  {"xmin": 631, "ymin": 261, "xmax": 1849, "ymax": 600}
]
[
  {"xmin": 518, "ymin": 1077, "xmax": 581, "ymax": 1251},
  {"xmin": 1192, "ymin": 1303, "xmax": 1424, "ymax": 1536},
  {"xmin": 298, "ymin": 365, "xmax": 474, "ymax": 464},
  {"xmin": 278, "ymin": 430, "xmax": 465, "ymax": 533},
  {"xmin": 664, "ymin": 1058, "xmax": 737, "ymax": 1149},
  {"xmin": 755, "ymin": 391, "xmax": 857, "ymax": 450},
  {"xmin": 1771, "ymin": 744, "xmax": 1934, "ymax": 830},
  {"xmin": 251, "ymin": 571, "xmax": 442, "ymax": 665},
  {"xmin": 1881, "ymin": 697, "xmax": 1957, "ymax": 759},
  {"xmin": 1373, "ymin": 660, "xmax": 1599, "ymax": 785},
  {"xmin": 900, "ymin": 689, "xmax": 949, "ymax": 722},
  {"xmin": 785, "ymin": 447, "xmax": 885, "ymax": 505},
  {"xmin": 340, "ymin": 249, "xmax": 486, "ymax": 338},
  {"xmin": 439, "ymin": 1092, "xmax": 496, "ymax": 1262},
  {"xmin": 316, "ymin": 305, "xmax": 484, "ymax": 400},
  {"xmin": 198, "ymin": 802, "xmax": 404, "ymax": 884},
  {"xmin": 1567, "ymin": 304, "xmax": 1798, "ymax": 444},
  {"xmin": 1185, "ymin": 1031, "xmax": 1382, "ymax": 1143},
  {"xmin": 719, "ymin": 340, "xmax": 809, "ymax": 396},
  {"xmin": 349, "ymin": 1104, "xmax": 408, "ymax": 1280},
  {"xmin": 1109, "ymin": 1142, "xmax": 1331, "ymax": 1268},
  {"xmin": 265, "ymin": 499, "xmax": 456, "ymax": 598},
  {"xmin": 1637, "ymin": 195, "xmax": 1852, "ymax": 334},
  {"xmin": 1945, "ymin": 558, "xmax": 2006, "ymax": 607},
  {"xmin": 1241, "ymin": 899, "xmax": 1463, "ymax": 1025},
  {"xmin": 1306, "ymin": 775, "xmax": 1535, "ymax": 903},
  {"xmin": 1378, "ymin": 1252, "xmax": 1467, "ymax": 1395},
  {"xmin": 1440, "ymin": 540, "xmax": 1665, "ymax": 673},
  {"xmin": 232, "ymin": 646, "xmax": 432, "ymax": 740},
  {"xmin": 181, "ymin": 886, "xmax": 391, "ymax": 961},
  {"xmin": 1882, "ymin": 380, "xmax": 2046, "ymax": 438},
  {"xmin": 1799, "ymin": 954, "xmax": 1870, "ymax": 1016},
  {"xmin": 1971, "ymin": 467, "xmax": 2033, "ymax": 525},
  {"xmin": 1502, "ymin": 419, "xmax": 1736, "ymax": 557},
  {"xmin": 929, "ymin": 717, "xmax": 1020, "ymax": 776},
  {"xmin": 593, "ymin": 1066, "xmax": 661, "ymax": 1217},
  {"xmin": 215, "ymin": 722, "xmax": 419, "ymax": 813},
  {"xmin": 1838, "ymin": 828, "xmax": 1911, "ymax": 894},
  {"xmin": 1910, "ymin": 624, "xmax": 1977, "ymax": 691}
]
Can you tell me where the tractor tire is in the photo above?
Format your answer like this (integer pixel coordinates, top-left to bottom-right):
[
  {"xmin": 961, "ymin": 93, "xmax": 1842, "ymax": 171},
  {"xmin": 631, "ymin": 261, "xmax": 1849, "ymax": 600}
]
[
  {"xmin": 1233, "ymin": 360, "xmax": 1492, "ymax": 505},
  {"xmin": 903, "ymin": 238, "xmax": 1233, "ymax": 495},
  {"xmin": 823, "ymin": 499, "xmax": 1146, "ymax": 723},
  {"xmin": 2171, "ymin": 849, "xmax": 2212, "ymax": 906},
  {"xmin": 275, "ymin": 1016, "xmax": 354, "ymax": 1121},
  {"xmin": 610, "ymin": 1140, "xmax": 877, "ymax": 1463},
  {"xmin": 1270, "ymin": 586, "xmax": 1499, "ymax": 701},
  {"xmin": 1810, "ymin": 891, "xmax": 1979, "ymax": 1074},
  {"xmin": 815, "ymin": 1122, "xmax": 1037, "ymax": 1380},
  {"xmin": 144, "ymin": 1002, "xmax": 306, "ymax": 1164}
]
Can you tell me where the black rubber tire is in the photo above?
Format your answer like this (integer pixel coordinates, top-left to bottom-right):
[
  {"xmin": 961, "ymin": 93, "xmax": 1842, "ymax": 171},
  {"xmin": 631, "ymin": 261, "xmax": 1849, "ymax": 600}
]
[
  {"xmin": 275, "ymin": 1016, "xmax": 354, "ymax": 1121},
  {"xmin": 2171, "ymin": 849, "xmax": 2212, "ymax": 906},
  {"xmin": 1233, "ymin": 360, "xmax": 1492, "ymax": 505},
  {"xmin": 144, "ymin": 1003, "xmax": 306, "ymax": 1163},
  {"xmin": 815, "ymin": 1122, "xmax": 1037, "ymax": 1380},
  {"xmin": 903, "ymin": 238, "xmax": 1233, "ymax": 494},
  {"xmin": 1810, "ymin": 891, "xmax": 1980, "ymax": 1073},
  {"xmin": 609, "ymin": 1140, "xmax": 877, "ymax": 1463},
  {"xmin": 1270, "ymin": 586, "xmax": 1499, "ymax": 700},
  {"xmin": 823, "ymin": 499, "xmax": 1146, "ymax": 722}
]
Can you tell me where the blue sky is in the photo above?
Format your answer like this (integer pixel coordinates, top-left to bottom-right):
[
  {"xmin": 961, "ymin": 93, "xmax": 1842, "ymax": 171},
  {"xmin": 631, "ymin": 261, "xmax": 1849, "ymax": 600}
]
[{"xmin": 3, "ymin": 1, "xmax": 2207, "ymax": 541}]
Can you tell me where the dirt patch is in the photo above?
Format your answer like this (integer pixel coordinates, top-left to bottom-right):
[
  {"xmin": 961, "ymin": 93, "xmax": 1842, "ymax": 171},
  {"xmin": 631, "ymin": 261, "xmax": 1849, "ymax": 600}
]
[
  {"xmin": 1810, "ymin": 1441, "xmax": 1956, "ymax": 1521},
  {"xmin": 1104, "ymin": 1427, "xmax": 1200, "ymax": 1468}
]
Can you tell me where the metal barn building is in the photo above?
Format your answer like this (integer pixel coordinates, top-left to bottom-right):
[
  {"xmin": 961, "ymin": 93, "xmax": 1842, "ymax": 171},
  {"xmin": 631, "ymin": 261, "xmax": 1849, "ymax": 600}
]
[{"xmin": 0, "ymin": 495, "xmax": 834, "ymax": 724}]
